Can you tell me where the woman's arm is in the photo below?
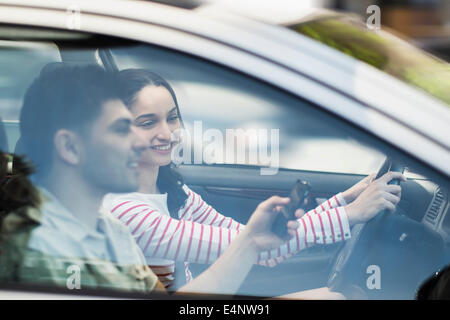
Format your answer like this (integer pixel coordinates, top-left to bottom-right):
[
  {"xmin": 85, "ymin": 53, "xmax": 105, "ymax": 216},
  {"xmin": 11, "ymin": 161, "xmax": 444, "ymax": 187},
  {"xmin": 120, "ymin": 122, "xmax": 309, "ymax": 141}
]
[
  {"xmin": 306, "ymin": 193, "xmax": 347, "ymax": 215},
  {"xmin": 256, "ymin": 206, "xmax": 351, "ymax": 266},
  {"xmin": 184, "ymin": 188, "xmax": 351, "ymax": 267},
  {"xmin": 105, "ymin": 198, "xmax": 241, "ymax": 264},
  {"xmin": 181, "ymin": 188, "xmax": 241, "ymax": 230},
  {"xmin": 104, "ymin": 193, "xmax": 351, "ymax": 267}
]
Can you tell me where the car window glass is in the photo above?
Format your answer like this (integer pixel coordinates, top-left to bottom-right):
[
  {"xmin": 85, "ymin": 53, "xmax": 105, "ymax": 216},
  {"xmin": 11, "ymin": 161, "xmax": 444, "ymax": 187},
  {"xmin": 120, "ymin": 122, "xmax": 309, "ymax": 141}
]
[
  {"xmin": 112, "ymin": 45, "xmax": 386, "ymax": 175},
  {"xmin": 110, "ymin": 43, "xmax": 449, "ymax": 299},
  {"xmin": 0, "ymin": 26, "xmax": 448, "ymax": 300}
]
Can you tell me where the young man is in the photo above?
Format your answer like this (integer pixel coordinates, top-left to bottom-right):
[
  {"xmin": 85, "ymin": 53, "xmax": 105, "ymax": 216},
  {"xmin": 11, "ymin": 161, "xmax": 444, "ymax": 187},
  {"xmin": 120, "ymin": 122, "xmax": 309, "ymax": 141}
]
[{"xmin": 0, "ymin": 64, "xmax": 301, "ymax": 296}]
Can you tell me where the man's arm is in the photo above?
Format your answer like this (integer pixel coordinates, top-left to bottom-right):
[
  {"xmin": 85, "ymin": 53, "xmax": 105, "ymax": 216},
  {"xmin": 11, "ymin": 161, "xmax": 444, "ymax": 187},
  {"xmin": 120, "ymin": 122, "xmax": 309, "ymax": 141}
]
[
  {"xmin": 175, "ymin": 227, "xmax": 259, "ymax": 295},
  {"xmin": 175, "ymin": 196, "xmax": 296, "ymax": 295}
]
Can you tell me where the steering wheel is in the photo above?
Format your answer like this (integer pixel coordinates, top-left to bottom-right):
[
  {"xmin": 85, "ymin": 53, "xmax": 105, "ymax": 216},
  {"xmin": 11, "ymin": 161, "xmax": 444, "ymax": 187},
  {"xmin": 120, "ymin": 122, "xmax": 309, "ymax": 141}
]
[{"xmin": 326, "ymin": 157, "xmax": 405, "ymax": 299}]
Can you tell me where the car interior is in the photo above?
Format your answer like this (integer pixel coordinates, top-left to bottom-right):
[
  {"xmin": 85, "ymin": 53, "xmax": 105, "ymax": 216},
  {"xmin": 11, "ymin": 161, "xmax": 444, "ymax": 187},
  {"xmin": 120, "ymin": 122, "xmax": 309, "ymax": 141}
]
[{"xmin": 0, "ymin": 25, "xmax": 449, "ymax": 300}]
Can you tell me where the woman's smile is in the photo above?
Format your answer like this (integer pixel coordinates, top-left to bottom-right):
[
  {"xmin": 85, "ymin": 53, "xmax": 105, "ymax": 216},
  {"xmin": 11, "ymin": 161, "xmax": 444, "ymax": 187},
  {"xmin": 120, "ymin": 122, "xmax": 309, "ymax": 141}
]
[{"xmin": 149, "ymin": 142, "xmax": 176, "ymax": 155}]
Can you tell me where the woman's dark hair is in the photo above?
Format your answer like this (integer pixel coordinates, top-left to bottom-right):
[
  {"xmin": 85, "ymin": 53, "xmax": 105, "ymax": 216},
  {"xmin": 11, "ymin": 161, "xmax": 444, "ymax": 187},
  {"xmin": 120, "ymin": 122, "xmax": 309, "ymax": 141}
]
[{"xmin": 116, "ymin": 69, "xmax": 188, "ymax": 217}]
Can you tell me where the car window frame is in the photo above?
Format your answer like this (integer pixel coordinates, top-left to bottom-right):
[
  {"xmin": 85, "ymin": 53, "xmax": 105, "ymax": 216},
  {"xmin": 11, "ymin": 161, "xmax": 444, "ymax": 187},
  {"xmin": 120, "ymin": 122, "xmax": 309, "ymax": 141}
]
[{"xmin": 0, "ymin": 18, "xmax": 448, "ymax": 184}]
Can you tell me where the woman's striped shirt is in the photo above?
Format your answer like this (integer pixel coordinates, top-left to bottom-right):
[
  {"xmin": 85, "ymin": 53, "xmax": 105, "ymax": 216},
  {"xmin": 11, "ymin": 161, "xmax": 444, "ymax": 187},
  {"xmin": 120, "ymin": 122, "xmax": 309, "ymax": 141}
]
[{"xmin": 103, "ymin": 185, "xmax": 351, "ymax": 289}]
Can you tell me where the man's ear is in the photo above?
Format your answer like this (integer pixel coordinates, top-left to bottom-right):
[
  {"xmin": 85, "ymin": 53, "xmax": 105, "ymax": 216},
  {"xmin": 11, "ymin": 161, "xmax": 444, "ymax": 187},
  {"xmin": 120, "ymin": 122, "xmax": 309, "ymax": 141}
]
[{"xmin": 53, "ymin": 129, "xmax": 82, "ymax": 165}]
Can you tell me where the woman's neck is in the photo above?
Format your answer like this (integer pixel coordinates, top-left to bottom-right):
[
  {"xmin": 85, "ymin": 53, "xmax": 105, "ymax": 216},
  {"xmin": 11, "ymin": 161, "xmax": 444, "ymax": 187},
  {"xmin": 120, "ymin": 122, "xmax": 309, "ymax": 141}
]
[{"xmin": 138, "ymin": 164, "xmax": 160, "ymax": 194}]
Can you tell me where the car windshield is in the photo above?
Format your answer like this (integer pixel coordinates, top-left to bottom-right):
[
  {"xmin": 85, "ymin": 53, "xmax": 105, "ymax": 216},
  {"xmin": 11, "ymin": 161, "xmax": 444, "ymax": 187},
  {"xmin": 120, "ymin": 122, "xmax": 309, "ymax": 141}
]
[{"xmin": 288, "ymin": 13, "xmax": 450, "ymax": 106}]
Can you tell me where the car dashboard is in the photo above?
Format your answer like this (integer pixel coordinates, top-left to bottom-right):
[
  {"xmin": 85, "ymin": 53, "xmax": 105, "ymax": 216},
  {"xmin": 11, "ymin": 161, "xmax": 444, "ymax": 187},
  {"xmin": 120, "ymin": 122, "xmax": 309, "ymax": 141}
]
[
  {"xmin": 421, "ymin": 183, "xmax": 449, "ymax": 242},
  {"xmin": 402, "ymin": 170, "xmax": 450, "ymax": 245}
]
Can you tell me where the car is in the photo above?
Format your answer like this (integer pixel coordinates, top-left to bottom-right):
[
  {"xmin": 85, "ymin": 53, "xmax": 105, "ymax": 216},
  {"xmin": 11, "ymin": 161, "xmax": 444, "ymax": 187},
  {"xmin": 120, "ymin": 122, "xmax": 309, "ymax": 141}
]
[{"xmin": 0, "ymin": 0, "xmax": 449, "ymax": 300}]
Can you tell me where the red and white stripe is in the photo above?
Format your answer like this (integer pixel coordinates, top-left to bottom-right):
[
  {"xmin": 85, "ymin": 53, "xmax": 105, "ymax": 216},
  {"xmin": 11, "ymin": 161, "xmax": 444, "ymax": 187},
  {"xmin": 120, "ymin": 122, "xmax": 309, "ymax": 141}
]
[
  {"xmin": 148, "ymin": 264, "xmax": 174, "ymax": 289},
  {"xmin": 105, "ymin": 188, "xmax": 350, "ymax": 287}
]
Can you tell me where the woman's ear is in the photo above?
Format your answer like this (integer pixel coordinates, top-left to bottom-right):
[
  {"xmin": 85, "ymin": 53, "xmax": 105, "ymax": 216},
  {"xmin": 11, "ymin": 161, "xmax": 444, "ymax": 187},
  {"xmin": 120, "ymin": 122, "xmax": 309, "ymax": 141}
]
[{"xmin": 53, "ymin": 129, "xmax": 82, "ymax": 166}]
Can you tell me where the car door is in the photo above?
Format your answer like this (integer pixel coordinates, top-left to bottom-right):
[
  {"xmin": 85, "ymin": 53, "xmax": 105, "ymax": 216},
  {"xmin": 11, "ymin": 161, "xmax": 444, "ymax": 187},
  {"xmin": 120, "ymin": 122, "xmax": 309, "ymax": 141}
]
[
  {"xmin": 0, "ymin": 3, "xmax": 448, "ymax": 299},
  {"xmin": 1, "ymin": 31, "xmax": 385, "ymax": 297}
]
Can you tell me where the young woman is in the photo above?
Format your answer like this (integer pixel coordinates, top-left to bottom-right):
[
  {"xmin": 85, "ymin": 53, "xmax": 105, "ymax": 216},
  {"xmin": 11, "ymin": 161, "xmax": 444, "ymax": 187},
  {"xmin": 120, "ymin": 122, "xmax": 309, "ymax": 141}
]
[{"xmin": 102, "ymin": 69, "xmax": 404, "ymax": 291}]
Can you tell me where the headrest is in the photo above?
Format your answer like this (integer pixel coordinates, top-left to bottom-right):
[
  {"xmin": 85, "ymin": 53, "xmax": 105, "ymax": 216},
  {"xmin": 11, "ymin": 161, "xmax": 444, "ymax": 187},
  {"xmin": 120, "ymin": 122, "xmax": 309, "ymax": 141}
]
[{"xmin": 0, "ymin": 117, "xmax": 9, "ymax": 153}]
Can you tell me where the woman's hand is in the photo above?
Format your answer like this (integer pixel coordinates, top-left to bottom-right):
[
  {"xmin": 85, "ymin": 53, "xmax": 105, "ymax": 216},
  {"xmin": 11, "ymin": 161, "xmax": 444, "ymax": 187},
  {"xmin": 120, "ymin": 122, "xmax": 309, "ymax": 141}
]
[
  {"xmin": 244, "ymin": 196, "xmax": 299, "ymax": 252},
  {"xmin": 344, "ymin": 171, "xmax": 406, "ymax": 225},
  {"xmin": 342, "ymin": 173, "xmax": 376, "ymax": 204}
]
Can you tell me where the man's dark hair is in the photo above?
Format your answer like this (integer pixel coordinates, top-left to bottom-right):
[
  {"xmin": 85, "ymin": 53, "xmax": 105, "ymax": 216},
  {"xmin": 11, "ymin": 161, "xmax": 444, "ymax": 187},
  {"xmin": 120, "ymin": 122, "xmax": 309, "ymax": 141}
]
[{"xmin": 19, "ymin": 63, "xmax": 120, "ymax": 177}]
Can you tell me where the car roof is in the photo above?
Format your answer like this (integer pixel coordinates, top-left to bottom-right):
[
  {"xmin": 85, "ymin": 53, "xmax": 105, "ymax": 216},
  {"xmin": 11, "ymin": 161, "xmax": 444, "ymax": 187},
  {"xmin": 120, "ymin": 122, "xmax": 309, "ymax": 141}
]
[
  {"xmin": 146, "ymin": 0, "xmax": 332, "ymax": 25},
  {"xmin": 194, "ymin": 0, "xmax": 325, "ymax": 25}
]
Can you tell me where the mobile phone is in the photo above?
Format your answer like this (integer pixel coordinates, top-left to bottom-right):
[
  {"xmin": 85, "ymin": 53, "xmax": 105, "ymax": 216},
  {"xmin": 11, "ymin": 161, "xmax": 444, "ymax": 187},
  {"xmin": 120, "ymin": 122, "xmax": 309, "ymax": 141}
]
[{"xmin": 272, "ymin": 179, "xmax": 311, "ymax": 238}]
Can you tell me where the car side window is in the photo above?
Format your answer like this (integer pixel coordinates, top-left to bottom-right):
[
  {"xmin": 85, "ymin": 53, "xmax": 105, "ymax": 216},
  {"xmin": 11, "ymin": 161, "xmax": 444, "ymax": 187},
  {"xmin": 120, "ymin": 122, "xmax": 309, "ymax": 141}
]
[
  {"xmin": 111, "ymin": 45, "xmax": 386, "ymax": 175},
  {"xmin": 0, "ymin": 26, "xmax": 448, "ymax": 300},
  {"xmin": 110, "ymin": 43, "xmax": 450, "ymax": 299}
]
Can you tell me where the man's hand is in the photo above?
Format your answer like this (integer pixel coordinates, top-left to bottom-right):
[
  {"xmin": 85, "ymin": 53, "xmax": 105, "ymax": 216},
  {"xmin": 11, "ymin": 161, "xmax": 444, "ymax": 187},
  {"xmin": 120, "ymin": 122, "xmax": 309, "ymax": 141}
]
[
  {"xmin": 345, "ymin": 172, "xmax": 406, "ymax": 225},
  {"xmin": 244, "ymin": 196, "xmax": 299, "ymax": 252},
  {"xmin": 178, "ymin": 196, "xmax": 299, "ymax": 295},
  {"xmin": 342, "ymin": 173, "xmax": 376, "ymax": 204}
]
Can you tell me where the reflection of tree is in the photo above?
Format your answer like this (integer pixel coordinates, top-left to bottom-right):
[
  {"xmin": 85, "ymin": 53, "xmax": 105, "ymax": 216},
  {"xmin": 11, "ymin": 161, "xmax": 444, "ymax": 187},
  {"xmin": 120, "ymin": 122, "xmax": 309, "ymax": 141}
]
[
  {"xmin": 0, "ymin": 153, "xmax": 40, "ymax": 224},
  {"xmin": 296, "ymin": 20, "xmax": 389, "ymax": 69},
  {"xmin": 294, "ymin": 17, "xmax": 450, "ymax": 106}
]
